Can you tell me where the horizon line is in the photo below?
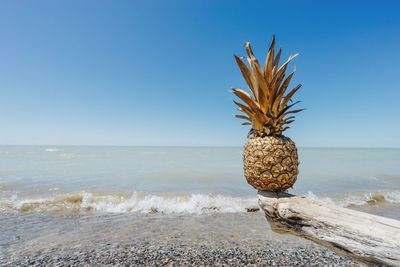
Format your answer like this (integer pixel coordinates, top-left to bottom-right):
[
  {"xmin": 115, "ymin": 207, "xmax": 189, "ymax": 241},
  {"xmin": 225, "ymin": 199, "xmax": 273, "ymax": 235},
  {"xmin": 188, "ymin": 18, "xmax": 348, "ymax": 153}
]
[{"xmin": 0, "ymin": 144, "xmax": 399, "ymax": 149}]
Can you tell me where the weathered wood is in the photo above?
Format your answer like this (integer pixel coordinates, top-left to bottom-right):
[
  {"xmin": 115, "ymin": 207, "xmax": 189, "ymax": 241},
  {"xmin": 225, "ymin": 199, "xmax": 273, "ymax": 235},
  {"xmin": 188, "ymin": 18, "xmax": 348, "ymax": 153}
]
[{"xmin": 258, "ymin": 190, "xmax": 400, "ymax": 267}]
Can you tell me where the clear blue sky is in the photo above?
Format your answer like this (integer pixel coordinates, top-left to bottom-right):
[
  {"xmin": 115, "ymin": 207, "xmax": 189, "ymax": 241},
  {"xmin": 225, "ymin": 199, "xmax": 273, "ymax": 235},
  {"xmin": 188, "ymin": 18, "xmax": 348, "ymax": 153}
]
[{"xmin": 0, "ymin": 0, "xmax": 399, "ymax": 147}]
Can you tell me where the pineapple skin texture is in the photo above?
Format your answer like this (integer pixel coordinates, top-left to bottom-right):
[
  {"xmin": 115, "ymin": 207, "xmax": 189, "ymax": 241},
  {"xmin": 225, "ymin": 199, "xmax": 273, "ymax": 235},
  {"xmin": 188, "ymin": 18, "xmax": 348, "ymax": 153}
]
[{"xmin": 243, "ymin": 136, "xmax": 299, "ymax": 191}]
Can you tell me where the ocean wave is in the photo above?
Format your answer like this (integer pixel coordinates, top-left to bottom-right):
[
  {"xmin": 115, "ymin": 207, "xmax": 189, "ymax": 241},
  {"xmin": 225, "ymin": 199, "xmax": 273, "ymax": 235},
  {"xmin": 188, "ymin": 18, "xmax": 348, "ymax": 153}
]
[
  {"xmin": 0, "ymin": 191, "xmax": 259, "ymax": 214},
  {"xmin": 305, "ymin": 189, "xmax": 400, "ymax": 208},
  {"xmin": 2, "ymin": 189, "xmax": 399, "ymax": 214},
  {"xmin": 44, "ymin": 148, "xmax": 60, "ymax": 152}
]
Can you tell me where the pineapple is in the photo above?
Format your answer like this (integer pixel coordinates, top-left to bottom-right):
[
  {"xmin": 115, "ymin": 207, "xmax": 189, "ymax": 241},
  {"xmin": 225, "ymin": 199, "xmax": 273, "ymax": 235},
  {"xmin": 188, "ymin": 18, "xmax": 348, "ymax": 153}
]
[{"xmin": 233, "ymin": 36, "xmax": 304, "ymax": 191}]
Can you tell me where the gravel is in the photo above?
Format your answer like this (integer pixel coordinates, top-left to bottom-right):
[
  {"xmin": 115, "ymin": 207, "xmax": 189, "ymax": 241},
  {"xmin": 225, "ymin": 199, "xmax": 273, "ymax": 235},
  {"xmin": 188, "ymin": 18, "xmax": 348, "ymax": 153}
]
[{"xmin": 2, "ymin": 241, "xmax": 360, "ymax": 266}]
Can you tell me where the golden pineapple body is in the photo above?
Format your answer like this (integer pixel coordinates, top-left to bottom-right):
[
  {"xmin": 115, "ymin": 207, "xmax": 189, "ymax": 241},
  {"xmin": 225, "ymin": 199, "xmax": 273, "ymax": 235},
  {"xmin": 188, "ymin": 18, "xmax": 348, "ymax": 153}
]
[
  {"xmin": 243, "ymin": 136, "xmax": 298, "ymax": 191},
  {"xmin": 232, "ymin": 36, "xmax": 304, "ymax": 191}
]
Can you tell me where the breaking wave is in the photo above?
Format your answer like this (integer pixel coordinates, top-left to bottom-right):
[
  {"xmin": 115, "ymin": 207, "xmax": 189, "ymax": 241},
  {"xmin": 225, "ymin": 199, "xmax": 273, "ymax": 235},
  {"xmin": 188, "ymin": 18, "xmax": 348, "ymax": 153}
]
[
  {"xmin": 0, "ymin": 191, "xmax": 259, "ymax": 214},
  {"xmin": 2, "ymin": 189, "xmax": 400, "ymax": 214},
  {"xmin": 305, "ymin": 189, "xmax": 400, "ymax": 207}
]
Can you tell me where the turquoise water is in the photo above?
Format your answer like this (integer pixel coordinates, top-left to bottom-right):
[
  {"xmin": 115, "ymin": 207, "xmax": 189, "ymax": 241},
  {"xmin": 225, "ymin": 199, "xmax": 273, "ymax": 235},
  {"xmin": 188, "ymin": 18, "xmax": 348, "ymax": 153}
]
[{"xmin": 0, "ymin": 146, "xmax": 399, "ymax": 214}]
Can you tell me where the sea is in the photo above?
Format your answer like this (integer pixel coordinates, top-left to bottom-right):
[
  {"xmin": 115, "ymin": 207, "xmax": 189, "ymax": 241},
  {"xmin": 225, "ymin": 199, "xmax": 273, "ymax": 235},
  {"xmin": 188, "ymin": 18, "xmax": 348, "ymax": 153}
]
[{"xmin": 1, "ymin": 146, "xmax": 400, "ymax": 261}]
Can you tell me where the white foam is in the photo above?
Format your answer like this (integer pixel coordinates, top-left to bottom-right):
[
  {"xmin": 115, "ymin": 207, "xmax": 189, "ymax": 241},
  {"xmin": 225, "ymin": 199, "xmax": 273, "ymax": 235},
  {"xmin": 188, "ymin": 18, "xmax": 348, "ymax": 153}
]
[
  {"xmin": 0, "ymin": 191, "xmax": 259, "ymax": 214},
  {"xmin": 339, "ymin": 194, "xmax": 373, "ymax": 207},
  {"xmin": 3, "ymin": 189, "xmax": 399, "ymax": 214},
  {"xmin": 81, "ymin": 192, "xmax": 258, "ymax": 214},
  {"xmin": 44, "ymin": 148, "xmax": 59, "ymax": 152},
  {"xmin": 385, "ymin": 191, "xmax": 400, "ymax": 204},
  {"xmin": 304, "ymin": 191, "xmax": 336, "ymax": 205},
  {"xmin": 49, "ymin": 187, "xmax": 60, "ymax": 191},
  {"xmin": 304, "ymin": 190, "xmax": 400, "ymax": 207}
]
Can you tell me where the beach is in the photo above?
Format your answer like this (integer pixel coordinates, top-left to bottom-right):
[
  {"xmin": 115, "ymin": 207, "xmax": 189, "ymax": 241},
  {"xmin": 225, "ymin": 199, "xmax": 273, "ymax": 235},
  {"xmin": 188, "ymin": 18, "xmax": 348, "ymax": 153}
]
[
  {"xmin": 2, "ymin": 213, "xmax": 359, "ymax": 266},
  {"xmin": 1, "ymin": 146, "xmax": 400, "ymax": 266}
]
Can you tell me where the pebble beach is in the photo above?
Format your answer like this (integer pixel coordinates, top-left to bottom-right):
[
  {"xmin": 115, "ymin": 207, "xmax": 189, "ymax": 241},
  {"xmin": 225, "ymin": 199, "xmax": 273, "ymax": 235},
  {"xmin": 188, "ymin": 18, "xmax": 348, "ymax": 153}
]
[
  {"xmin": 5, "ymin": 241, "xmax": 359, "ymax": 266},
  {"xmin": 1, "ymin": 212, "xmax": 360, "ymax": 266}
]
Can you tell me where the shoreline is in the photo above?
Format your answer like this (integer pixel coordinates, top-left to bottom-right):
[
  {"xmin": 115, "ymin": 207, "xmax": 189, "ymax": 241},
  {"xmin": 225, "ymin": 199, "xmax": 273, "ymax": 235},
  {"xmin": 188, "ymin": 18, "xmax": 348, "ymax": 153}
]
[{"xmin": 1, "ymin": 212, "xmax": 360, "ymax": 266}]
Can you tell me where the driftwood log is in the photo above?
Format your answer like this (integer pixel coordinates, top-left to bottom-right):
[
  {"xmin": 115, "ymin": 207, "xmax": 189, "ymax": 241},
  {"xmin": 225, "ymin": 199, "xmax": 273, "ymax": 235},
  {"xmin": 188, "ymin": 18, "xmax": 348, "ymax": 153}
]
[{"xmin": 258, "ymin": 191, "xmax": 400, "ymax": 267}]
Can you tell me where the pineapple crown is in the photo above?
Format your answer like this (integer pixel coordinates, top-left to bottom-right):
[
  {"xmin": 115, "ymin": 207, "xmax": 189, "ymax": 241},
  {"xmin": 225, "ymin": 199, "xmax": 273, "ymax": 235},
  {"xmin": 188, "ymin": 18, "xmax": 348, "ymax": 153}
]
[{"xmin": 233, "ymin": 36, "xmax": 304, "ymax": 138}]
